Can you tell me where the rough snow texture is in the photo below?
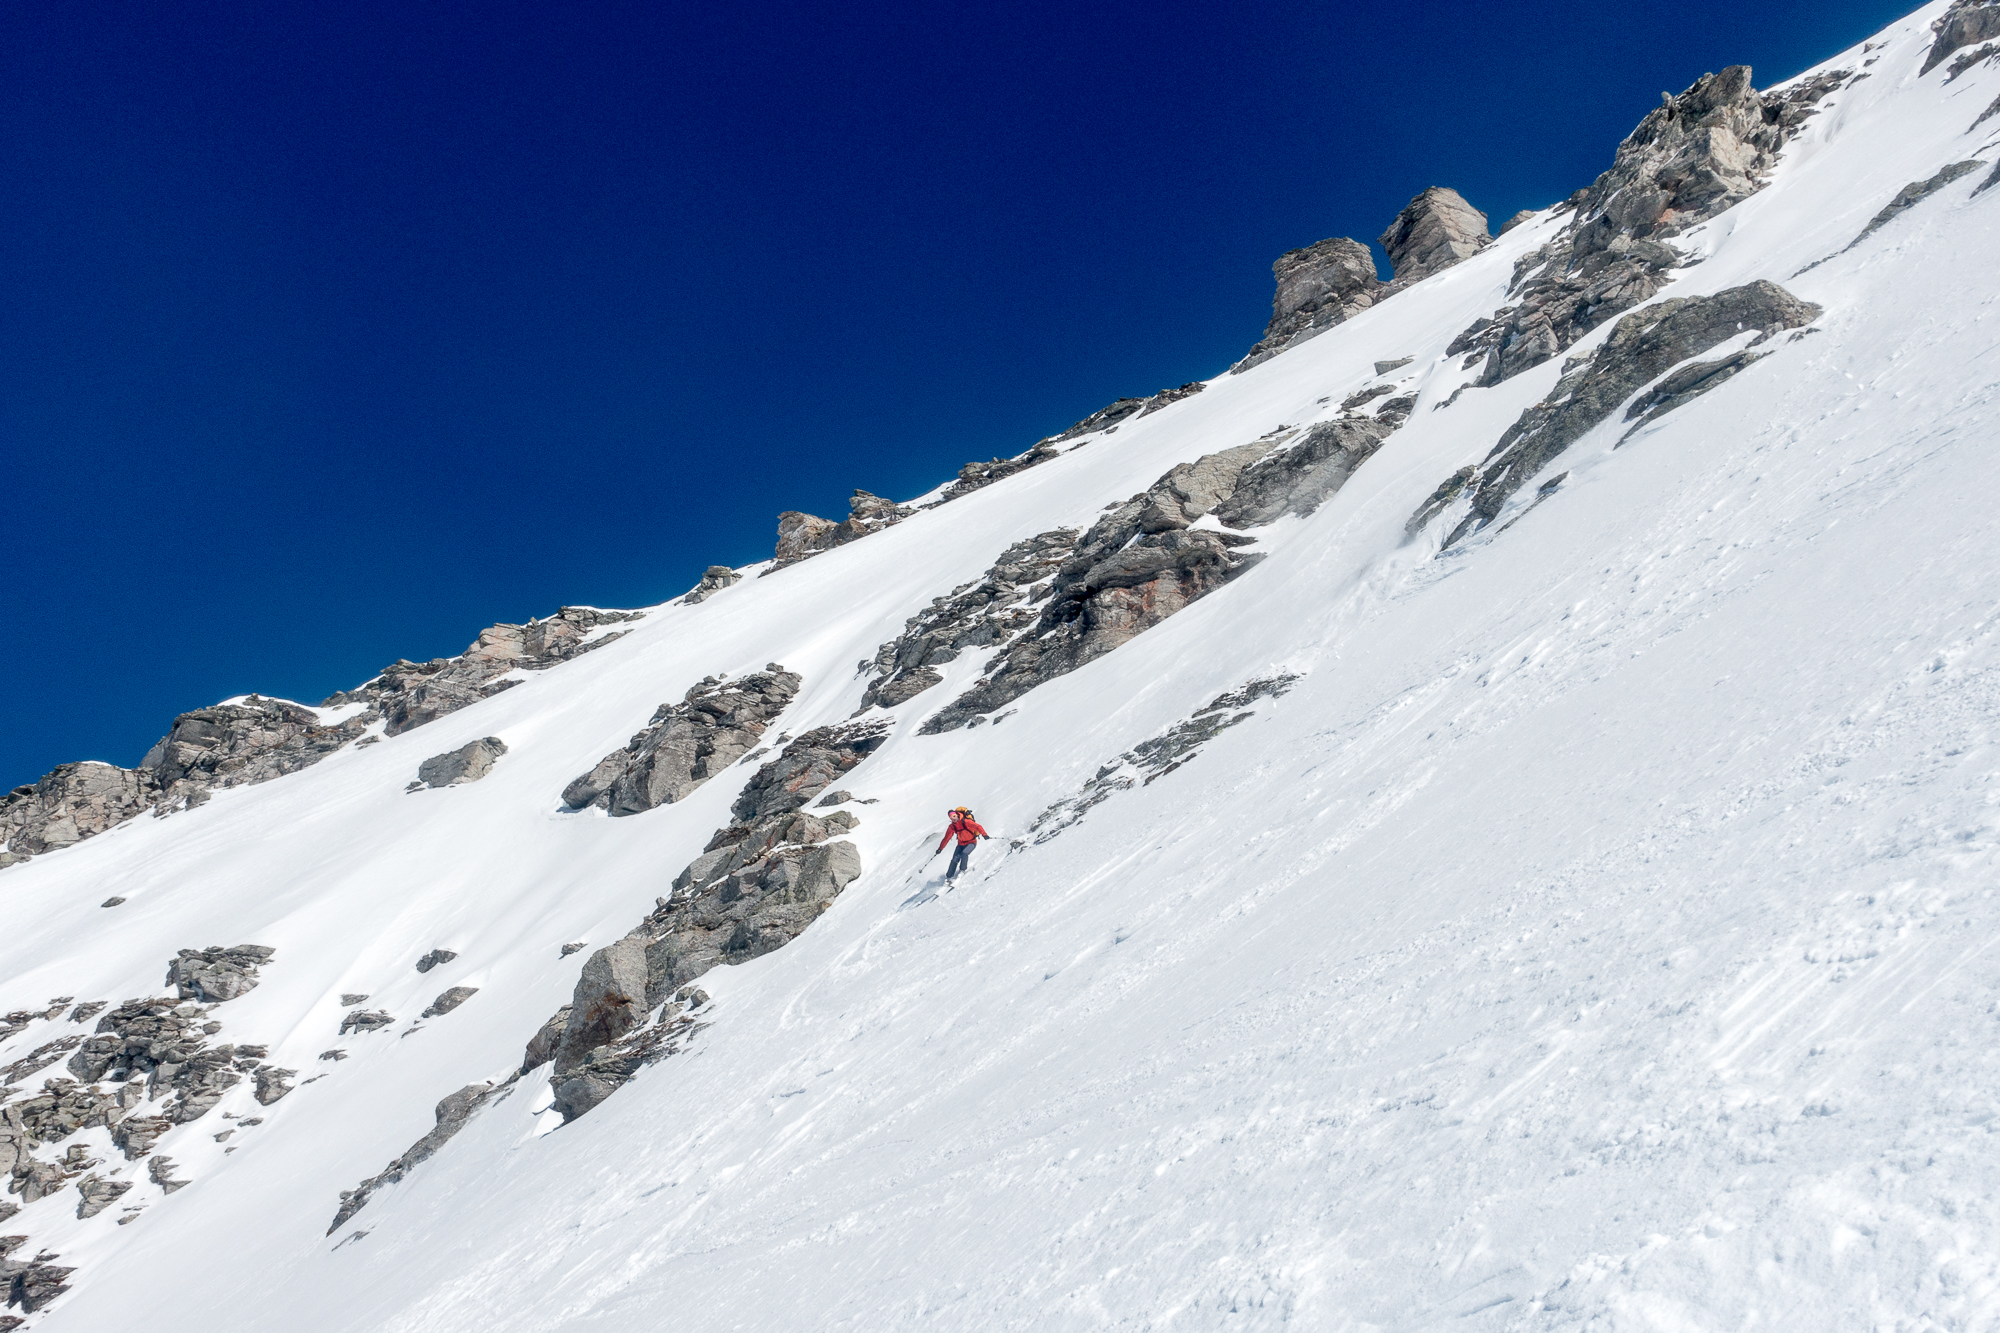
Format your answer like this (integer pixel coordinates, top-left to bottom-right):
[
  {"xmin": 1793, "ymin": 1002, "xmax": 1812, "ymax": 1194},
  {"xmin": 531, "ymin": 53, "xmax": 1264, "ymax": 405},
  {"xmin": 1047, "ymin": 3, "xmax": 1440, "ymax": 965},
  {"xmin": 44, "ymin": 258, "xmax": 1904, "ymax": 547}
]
[{"xmin": 4, "ymin": 4, "xmax": 2000, "ymax": 1329}]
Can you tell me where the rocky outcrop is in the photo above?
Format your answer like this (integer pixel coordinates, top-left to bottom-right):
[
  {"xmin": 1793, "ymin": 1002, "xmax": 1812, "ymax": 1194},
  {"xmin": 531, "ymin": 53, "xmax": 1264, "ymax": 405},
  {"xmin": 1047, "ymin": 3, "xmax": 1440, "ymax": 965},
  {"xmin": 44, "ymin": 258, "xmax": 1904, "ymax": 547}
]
[
  {"xmin": 771, "ymin": 491, "xmax": 911, "ymax": 568},
  {"xmin": 332, "ymin": 722, "xmax": 878, "ymax": 1229},
  {"xmin": 520, "ymin": 1006, "xmax": 571, "ymax": 1073},
  {"xmin": 1, "ymin": 1038, "xmax": 81, "ymax": 1088},
  {"xmin": 252, "ymin": 1066, "xmax": 296, "ymax": 1105},
  {"xmin": 551, "ymin": 723, "xmax": 881, "ymax": 1120},
  {"xmin": 857, "ymin": 529, "xmax": 1079, "ymax": 713},
  {"xmin": 562, "ymin": 667, "xmax": 800, "ymax": 815},
  {"xmin": 551, "ymin": 940, "xmax": 649, "ymax": 1077},
  {"xmin": 419, "ymin": 987, "xmax": 477, "ymax": 1019},
  {"xmin": 1027, "ymin": 676, "xmax": 1301, "ymax": 843},
  {"xmin": 1137, "ymin": 382, "xmax": 1206, "ymax": 417},
  {"xmin": 1448, "ymin": 67, "xmax": 1848, "ymax": 387},
  {"xmin": 1233, "ymin": 237, "xmax": 1382, "ymax": 372},
  {"xmin": 338, "ymin": 1009, "xmax": 394, "ymax": 1036},
  {"xmin": 926, "ymin": 381, "xmax": 1209, "ymax": 509},
  {"xmin": 919, "ymin": 438, "xmax": 1300, "ymax": 732},
  {"xmin": 773, "ymin": 510, "xmax": 838, "ymax": 563},
  {"xmin": 1232, "ymin": 188, "xmax": 1495, "ymax": 374},
  {"xmin": 328, "ymin": 1077, "xmax": 519, "ymax": 1234},
  {"xmin": 1847, "ymin": 161, "xmax": 1985, "ymax": 248},
  {"xmin": 679, "ymin": 565, "xmax": 742, "ymax": 605},
  {"xmin": 327, "ymin": 606, "xmax": 643, "ymax": 737},
  {"xmin": 1052, "ymin": 397, "xmax": 1148, "ymax": 441},
  {"xmin": 1923, "ymin": 1, "xmax": 2000, "ymax": 74},
  {"xmin": 1500, "ymin": 209, "xmax": 1537, "ymax": 235},
  {"xmin": 6, "ymin": 1258, "xmax": 72, "ymax": 1313},
  {"xmin": 1378, "ymin": 187, "xmax": 1490, "ymax": 282},
  {"xmin": 414, "ymin": 949, "xmax": 457, "ymax": 973},
  {"xmin": 934, "ymin": 442, "xmax": 1061, "ymax": 504},
  {"xmin": 1212, "ymin": 418, "xmax": 1401, "ymax": 529},
  {"xmin": 147, "ymin": 1155, "xmax": 186, "ymax": 1193},
  {"xmin": 73, "ymin": 1173, "xmax": 131, "ymax": 1220},
  {"xmin": 167, "ymin": 945, "xmax": 275, "ymax": 1003},
  {"xmin": 1052, "ymin": 383, "xmax": 1211, "ymax": 438},
  {"xmin": 137, "ymin": 698, "xmax": 369, "ymax": 815},
  {"xmin": 413, "ymin": 737, "xmax": 507, "ymax": 789},
  {"xmin": 1, "ymin": 763, "xmax": 152, "ymax": 868},
  {"xmin": 1416, "ymin": 281, "xmax": 1821, "ymax": 548},
  {"xmin": 0, "ymin": 945, "xmax": 277, "ymax": 1316},
  {"xmin": 3, "ymin": 607, "xmax": 642, "ymax": 870}
]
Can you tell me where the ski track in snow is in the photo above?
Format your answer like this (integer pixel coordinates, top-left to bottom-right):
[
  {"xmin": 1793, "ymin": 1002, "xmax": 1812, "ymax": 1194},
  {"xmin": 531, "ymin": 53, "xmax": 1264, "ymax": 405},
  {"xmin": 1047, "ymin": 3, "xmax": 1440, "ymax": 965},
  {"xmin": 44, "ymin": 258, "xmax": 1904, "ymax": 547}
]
[{"xmin": 6, "ymin": 5, "xmax": 2000, "ymax": 1328}]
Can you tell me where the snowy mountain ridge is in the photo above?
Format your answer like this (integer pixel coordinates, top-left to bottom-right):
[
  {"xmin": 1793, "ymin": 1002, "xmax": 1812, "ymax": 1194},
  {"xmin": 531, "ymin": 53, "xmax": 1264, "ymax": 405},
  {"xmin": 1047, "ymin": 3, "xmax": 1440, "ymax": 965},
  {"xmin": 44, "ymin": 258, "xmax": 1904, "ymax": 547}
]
[{"xmin": 5, "ymin": 2, "xmax": 2000, "ymax": 1327}]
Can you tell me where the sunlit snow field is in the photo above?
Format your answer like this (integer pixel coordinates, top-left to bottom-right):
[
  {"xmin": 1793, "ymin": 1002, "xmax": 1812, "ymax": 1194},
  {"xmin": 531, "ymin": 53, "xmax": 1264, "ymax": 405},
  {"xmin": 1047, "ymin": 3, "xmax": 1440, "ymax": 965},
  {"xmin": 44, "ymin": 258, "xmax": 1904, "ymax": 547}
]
[{"xmin": 6, "ymin": 4, "xmax": 2000, "ymax": 1327}]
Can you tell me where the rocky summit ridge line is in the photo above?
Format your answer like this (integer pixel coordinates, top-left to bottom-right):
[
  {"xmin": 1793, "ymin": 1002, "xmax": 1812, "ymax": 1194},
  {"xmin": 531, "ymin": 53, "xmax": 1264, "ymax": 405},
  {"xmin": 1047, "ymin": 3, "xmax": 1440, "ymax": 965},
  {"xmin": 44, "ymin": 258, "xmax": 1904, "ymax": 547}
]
[{"xmin": 4, "ymin": 4, "xmax": 2000, "ymax": 1328}]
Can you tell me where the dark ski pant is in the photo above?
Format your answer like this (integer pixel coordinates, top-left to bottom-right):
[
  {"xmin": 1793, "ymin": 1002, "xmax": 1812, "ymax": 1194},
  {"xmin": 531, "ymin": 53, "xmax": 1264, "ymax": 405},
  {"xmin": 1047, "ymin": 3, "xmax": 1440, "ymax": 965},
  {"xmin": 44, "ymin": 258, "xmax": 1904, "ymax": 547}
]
[{"xmin": 946, "ymin": 842, "xmax": 975, "ymax": 879}]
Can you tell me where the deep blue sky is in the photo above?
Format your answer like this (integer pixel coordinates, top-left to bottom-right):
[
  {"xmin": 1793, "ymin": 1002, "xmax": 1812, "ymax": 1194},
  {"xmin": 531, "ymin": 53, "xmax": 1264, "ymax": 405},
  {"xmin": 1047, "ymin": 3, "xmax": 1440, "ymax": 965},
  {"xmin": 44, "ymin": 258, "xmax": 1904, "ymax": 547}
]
[{"xmin": 2, "ymin": 0, "xmax": 1913, "ymax": 789}]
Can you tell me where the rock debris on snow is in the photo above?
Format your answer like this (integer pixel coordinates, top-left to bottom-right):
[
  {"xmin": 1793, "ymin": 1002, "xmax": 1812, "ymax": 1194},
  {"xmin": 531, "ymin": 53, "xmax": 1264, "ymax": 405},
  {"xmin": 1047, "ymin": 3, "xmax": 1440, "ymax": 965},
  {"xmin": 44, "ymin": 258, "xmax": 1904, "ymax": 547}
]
[
  {"xmin": 679, "ymin": 565, "xmax": 742, "ymax": 605},
  {"xmin": 0, "ymin": 607, "xmax": 642, "ymax": 869},
  {"xmin": 562, "ymin": 667, "xmax": 800, "ymax": 815},
  {"xmin": 413, "ymin": 737, "xmax": 508, "ymax": 789},
  {"xmin": 1416, "ymin": 280, "xmax": 1821, "ymax": 546},
  {"xmin": 419, "ymin": 987, "xmax": 478, "ymax": 1019}
]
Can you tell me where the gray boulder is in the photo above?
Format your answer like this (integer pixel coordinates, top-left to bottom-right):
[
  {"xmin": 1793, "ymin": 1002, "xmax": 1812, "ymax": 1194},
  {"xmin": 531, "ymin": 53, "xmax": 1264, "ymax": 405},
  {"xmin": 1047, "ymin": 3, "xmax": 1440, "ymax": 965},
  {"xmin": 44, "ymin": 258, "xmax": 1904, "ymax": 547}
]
[
  {"xmin": 0, "ymin": 762, "xmax": 150, "ymax": 865},
  {"xmin": 1213, "ymin": 418, "xmax": 1400, "ymax": 529},
  {"xmin": 414, "ymin": 737, "xmax": 507, "ymax": 788},
  {"xmin": 166, "ymin": 945, "xmax": 275, "ymax": 1003},
  {"xmin": 857, "ymin": 530, "xmax": 1078, "ymax": 713},
  {"xmin": 1136, "ymin": 381, "xmax": 1206, "ymax": 418},
  {"xmin": 1449, "ymin": 66, "xmax": 1850, "ymax": 388},
  {"xmin": 562, "ymin": 668, "xmax": 800, "ymax": 815},
  {"xmin": 771, "ymin": 490, "xmax": 911, "ymax": 568},
  {"xmin": 415, "ymin": 949, "xmax": 457, "ymax": 973},
  {"xmin": 74, "ymin": 1173, "xmax": 133, "ymax": 1219},
  {"xmin": 773, "ymin": 510, "xmax": 838, "ymax": 563},
  {"xmin": 1923, "ymin": 1, "xmax": 2000, "ymax": 73},
  {"xmin": 253, "ymin": 1067, "xmax": 296, "ymax": 1104},
  {"xmin": 9, "ymin": 1259, "xmax": 74, "ymax": 1311},
  {"xmin": 1378, "ymin": 187, "xmax": 1490, "ymax": 282},
  {"xmin": 338, "ymin": 1009, "xmax": 395, "ymax": 1036},
  {"xmin": 420, "ymin": 986, "xmax": 478, "ymax": 1018},
  {"xmin": 147, "ymin": 1155, "xmax": 186, "ymax": 1193},
  {"xmin": 920, "ymin": 437, "xmax": 1290, "ymax": 733},
  {"xmin": 679, "ymin": 565, "xmax": 742, "ymax": 605},
  {"xmin": 520, "ymin": 1005, "xmax": 571, "ymax": 1073},
  {"xmin": 552, "ymin": 940, "xmax": 649, "ymax": 1076},
  {"xmin": 327, "ymin": 1078, "xmax": 513, "ymax": 1234},
  {"xmin": 1233, "ymin": 236, "xmax": 1382, "ymax": 372}
]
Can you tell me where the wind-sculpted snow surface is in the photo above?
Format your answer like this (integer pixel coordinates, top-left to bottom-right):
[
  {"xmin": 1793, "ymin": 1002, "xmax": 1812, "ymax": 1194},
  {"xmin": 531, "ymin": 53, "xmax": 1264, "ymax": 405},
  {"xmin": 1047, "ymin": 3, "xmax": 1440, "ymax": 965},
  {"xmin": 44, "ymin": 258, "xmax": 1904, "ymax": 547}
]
[{"xmin": 6, "ymin": 4, "xmax": 2000, "ymax": 1329}]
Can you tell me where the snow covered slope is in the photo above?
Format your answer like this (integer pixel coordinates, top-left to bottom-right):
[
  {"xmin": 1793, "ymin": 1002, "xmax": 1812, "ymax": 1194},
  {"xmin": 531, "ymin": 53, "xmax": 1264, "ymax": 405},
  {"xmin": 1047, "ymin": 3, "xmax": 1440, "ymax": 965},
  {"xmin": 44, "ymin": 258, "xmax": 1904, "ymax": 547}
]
[{"xmin": 6, "ymin": 3, "xmax": 2000, "ymax": 1327}]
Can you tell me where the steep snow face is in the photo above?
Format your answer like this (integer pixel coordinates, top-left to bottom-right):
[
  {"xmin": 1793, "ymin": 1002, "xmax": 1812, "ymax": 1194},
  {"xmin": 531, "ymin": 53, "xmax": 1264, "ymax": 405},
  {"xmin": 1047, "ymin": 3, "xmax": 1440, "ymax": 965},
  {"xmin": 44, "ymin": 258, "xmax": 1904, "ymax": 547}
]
[{"xmin": 7, "ymin": 3, "xmax": 2000, "ymax": 1328}]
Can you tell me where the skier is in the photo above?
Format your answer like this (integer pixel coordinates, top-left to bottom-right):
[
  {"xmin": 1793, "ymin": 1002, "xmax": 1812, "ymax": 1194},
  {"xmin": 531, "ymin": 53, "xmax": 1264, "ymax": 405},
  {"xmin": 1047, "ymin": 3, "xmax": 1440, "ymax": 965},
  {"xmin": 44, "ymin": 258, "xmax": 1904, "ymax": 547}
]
[{"xmin": 934, "ymin": 806, "xmax": 989, "ymax": 881}]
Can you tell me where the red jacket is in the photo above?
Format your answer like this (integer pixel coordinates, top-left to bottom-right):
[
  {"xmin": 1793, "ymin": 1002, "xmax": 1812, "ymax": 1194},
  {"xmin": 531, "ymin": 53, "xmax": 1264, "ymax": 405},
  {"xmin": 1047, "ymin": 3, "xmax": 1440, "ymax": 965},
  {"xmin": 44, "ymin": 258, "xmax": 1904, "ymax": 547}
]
[{"xmin": 938, "ymin": 815, "xmax": 987, "ymax": 850}]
